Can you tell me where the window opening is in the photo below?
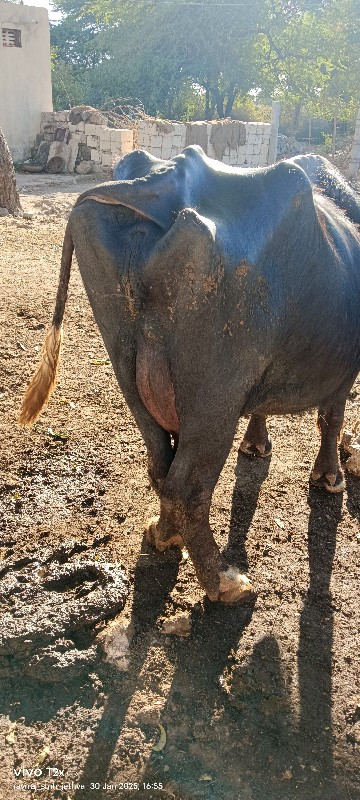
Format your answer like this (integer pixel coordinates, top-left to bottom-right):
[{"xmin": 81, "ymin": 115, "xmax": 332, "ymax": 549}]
[{"xmin": 2, "ymin": 29, "xmax": 22, "ymax": 48}]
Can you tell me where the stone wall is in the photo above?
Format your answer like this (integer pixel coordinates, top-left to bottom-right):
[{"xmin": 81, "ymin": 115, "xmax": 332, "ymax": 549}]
[
  {"xmin": 39, "ymin": 111, "xmax": 134, "ymax": 174},
  {"xmin": 137, "ymin": 118, "xmax": 273, "ymax": 167},
  {"xmin": 35, "ymin": 109, "xmax": 278, "ymax": 173}
]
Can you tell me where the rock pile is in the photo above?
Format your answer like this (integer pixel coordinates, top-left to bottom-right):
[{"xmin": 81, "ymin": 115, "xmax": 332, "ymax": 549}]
[
  {"xmin": 276, "ymin": 134, "xmax": 308, "ymax": 159},
  {"xmin": 38, "ymin": 106, "xmax": 134, "ymax": 174}
]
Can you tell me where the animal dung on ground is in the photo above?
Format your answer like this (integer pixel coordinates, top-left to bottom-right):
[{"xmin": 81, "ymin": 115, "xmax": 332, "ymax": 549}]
[{"xmin": 0, "ymin": 540, "xmax": 129, "ymax": 681}]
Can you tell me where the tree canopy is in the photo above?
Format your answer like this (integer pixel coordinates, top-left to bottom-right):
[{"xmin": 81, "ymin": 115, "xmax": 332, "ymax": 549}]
[{"xmin": 50, "ymin": 0, "xmax": 360, "ymax": 133}]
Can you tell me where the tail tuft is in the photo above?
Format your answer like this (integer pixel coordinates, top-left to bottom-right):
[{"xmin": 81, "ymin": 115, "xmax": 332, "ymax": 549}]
[{"xmin": 18, "ymin": 324, "xmax": 63, "ymax": 426}]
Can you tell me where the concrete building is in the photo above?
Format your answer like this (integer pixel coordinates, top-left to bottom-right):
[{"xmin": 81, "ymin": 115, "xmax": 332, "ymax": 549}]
[{"xmin": 0, "ymin": 1, "xmax": 52, "ymax": 161}]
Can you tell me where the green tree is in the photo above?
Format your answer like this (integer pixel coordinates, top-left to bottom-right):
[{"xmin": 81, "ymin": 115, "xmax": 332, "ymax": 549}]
[
  {"xmin": 51, "ymin": 0, "xmax": 267, "ymax": 118},
  {"xmin": 256, "ymin": 0, "xmax": 360, "ymax": 135},
  {"xmin": 50, "ymin": 0, "xmax": 360, "ymax": 129}
]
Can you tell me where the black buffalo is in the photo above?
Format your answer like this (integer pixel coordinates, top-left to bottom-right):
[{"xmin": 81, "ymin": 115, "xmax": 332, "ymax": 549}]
[{"xmin": 20, "ymin": 147, "xmax": 360, "ymax": 603}]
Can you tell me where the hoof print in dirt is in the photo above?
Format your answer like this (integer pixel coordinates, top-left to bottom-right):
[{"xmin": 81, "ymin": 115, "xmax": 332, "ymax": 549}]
[{"xmin": 0, "ymin": 541, "xmax": 129, "ymax": 681}]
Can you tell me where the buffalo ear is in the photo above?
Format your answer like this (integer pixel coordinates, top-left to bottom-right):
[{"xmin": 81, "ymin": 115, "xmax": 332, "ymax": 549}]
[{"xmin": 75, "ymin": 161, "xmax": 189, "ymax": 231}]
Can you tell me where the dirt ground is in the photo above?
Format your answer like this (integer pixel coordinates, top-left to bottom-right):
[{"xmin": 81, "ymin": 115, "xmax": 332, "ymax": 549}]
[{"xmin": 0, "ymin": 173, "xmax": 359, "ymax": 800}]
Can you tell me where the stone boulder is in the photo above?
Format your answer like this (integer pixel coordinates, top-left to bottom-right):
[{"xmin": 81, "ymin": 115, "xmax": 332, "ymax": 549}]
[
  {"xmin": 46, "ymin": 141, "xmax": 71, "ymax": 173},
  {"xmin": 69, "ymin": 105, "xmax": 107, "ymax": 127},
  {"xmin": 76, "ymin": 161, "xmax": 93, "ymax": 174}
]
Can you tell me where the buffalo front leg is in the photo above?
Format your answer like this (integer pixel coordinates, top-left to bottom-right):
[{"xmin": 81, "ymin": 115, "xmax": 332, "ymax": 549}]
[
  {"xmin": 310, "ymin": 398, "xmax": 346, "ymax": 493},
  {"xmin": 146, "ymin": 436, "xmax": 255, "ymax": 603},
  {"xmin": 239, "ymin": 414, "xmax": 272, "ymax": 458}
]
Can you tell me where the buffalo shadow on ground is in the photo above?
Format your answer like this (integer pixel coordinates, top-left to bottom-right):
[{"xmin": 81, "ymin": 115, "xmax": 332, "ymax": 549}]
[
  {"xmin": 344, "ymin": 471, "xmax": 360, "ymax": 527},
  {"xmin": 0, "ymin": 456, "xmax": 353, "ymax": 800},
  {"xmin": 73, "ymin": 451, "xmax": 269, "ymax": 798},
  {"xmin": 136, "ymin": 475, "xmax": 348, "ymax": 799}
]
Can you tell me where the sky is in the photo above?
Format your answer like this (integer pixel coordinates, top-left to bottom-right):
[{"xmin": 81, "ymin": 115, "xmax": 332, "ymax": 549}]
[
  {"xmin": 23, "ymin": 0, "xmax": 60, "ymax": 21},
  {"xmin": 24, "ymin": 0, "xmax": 49, "ymax": 8}
]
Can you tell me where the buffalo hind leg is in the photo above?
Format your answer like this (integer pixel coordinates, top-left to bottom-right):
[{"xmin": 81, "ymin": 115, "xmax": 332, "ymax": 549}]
[
  {"xmin": 310, "ymin": 398, "xmax": 346, "ymax": 493},
  {"xmin": 146, "ymin": 492, "xmax": 254, "ymax": 603},
  {"xmin": 145, "ymin": 431, "xmax": 184, "ymax": 551},
  {"xmin": 146, "ymin": 502, "xmax": 184, "ymax": 552},
  {"xmin": 124, "ymin": 400, "xmax": 184, "ymax": 549},
  {"xmin": 146, "ymin": 433, "xmax": 255, "ymax": 603},
  {"xmin": 240, "ymin": 414, "xmax": 272, "ymax": 458}
]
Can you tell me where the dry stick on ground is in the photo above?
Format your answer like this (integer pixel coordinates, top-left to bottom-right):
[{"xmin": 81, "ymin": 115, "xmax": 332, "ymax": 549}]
[{"xmin": 0, "ymin": 127, "xmax": 21, "ymax": 215}]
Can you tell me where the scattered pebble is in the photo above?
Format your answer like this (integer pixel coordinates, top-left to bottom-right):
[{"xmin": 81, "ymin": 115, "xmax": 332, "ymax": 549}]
[
  {"xmin": 97, "ymin": 617, "xmax": 133, "ymax": 671},
  {"xmin": 341, "ymin": 428, "xmax": 360, "ymax": 476},
  {"xmin": 161, "ymin": 612, "xmax": 192, "ymax": 637},
  {"xmin": 5, "ymin": 722, "xmax": 17, "ymax": 745},
  {"xmin": 134, "ymin": 698, "xmax": 165, "ymax": 726}
]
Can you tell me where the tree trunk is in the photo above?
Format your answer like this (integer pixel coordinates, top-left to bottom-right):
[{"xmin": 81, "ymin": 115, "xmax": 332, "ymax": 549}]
[
  {"xmin": 213, "ymin": 89, "xmax": 225, "ymax": 119},
  {"xmin": 0, "ymin": 128, "xmax": 21, "ymax": 215},
  {"xmin": 332, "ymin": 113, "xmax": 337, "ymax": 158},
  {"xmin": 205, "ymin": 85, "xmax": 210, "ymax": 121},
  {"xmin": 291, "ymin": 102, "xmax": 302, "ymax": 136},
  {"xmin": 224, "ymin": 85, "xmax": 237, "ymax": 118}
]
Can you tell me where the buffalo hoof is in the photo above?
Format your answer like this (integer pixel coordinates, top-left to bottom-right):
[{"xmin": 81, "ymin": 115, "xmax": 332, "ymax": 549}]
[
  {"xmin": 239, "ymin": 439, "xmax": 272, "ymax": 458},
  {"xmin": 310, "ymin": 469, "xmax": 346, "ymax": 493},
  {"xmin": 145, "ymin": 516, "xmax": 184, "ymax": 552},
  {"xmin": 216, "ymin": 567, "xmax": 256, "ymax": 604}
]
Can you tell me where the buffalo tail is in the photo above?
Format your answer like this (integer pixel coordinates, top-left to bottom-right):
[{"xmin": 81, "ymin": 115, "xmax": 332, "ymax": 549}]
[{"xmin": 18, "ymin": 223, "xmax": 74, "ymax": 426}]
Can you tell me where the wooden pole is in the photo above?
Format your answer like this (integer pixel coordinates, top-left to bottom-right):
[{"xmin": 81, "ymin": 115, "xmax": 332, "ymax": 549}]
[
  {"xmin": 268, "ymin": 100, "xmax": 280, "ymax": 165},
  {"xmin": 348, "ymin": 107, "xmax": 360, "ymax": 180},
  {"xmin": 331, "ymin": 112, "xmax": 337, "ymax": 158}
]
